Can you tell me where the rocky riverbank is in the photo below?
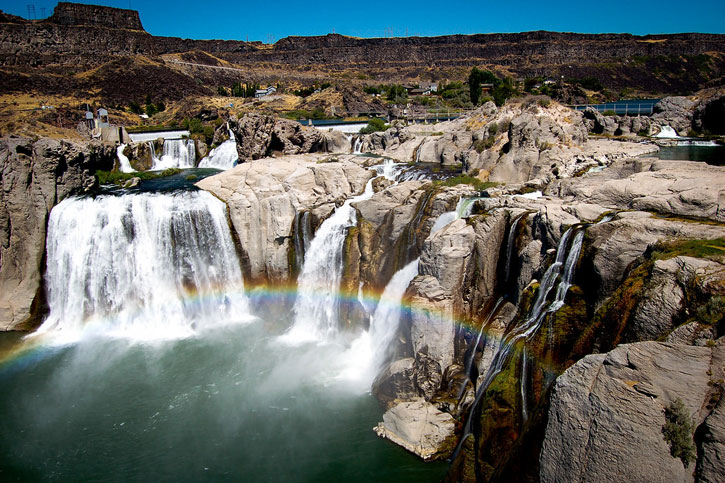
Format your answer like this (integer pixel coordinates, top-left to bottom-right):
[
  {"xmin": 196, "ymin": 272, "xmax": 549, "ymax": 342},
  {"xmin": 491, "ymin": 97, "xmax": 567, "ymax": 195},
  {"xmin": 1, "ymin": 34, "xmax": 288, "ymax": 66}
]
[{"xmin": 1, "ymin": 97, "xmax": 723, "ymax": 482}]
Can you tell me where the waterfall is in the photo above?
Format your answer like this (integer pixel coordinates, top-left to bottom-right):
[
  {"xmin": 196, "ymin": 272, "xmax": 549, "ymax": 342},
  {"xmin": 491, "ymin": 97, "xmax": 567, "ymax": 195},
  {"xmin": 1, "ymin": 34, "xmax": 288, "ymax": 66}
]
[
  {"xmin": 454, "ymin": 225, "xmax": 586, "ymax": 457},
  {"xmin": 353, "ymin": 137, "xmax": 364, "ymax": 154},
  {"xmin": 504, "ymin": 214, "xmax": 524, "ymax": 285},
  {"xmin": 655, "ymin": 125, "xmax": 681, "ymax": 139},
  {"xmin": 35, "ymin": 191, "xmax": 252, "ymax": 343},
  {"xmin": 429, "ymin": 196, "xmax": 477, "ymax": 235},
  {"xmin": 339, "ymin": 258, "xmax": 420, "ymax": 384},
  {"xmin": 368, "ymin": 259, "xmax": 419, "ymax": 367},
  {"xmin": 462, "ymin": 296, "xmax": 505, "ymax": 384},
  {"xmin": 520, "ymin": 348, "xmax": 529, "ymax": 423},
  {"xmin": 151, "ymin": 138, "xmax": 197, "ymax": 170},
  {"xmin": 280, "ymin": 162, "xmax": 398, "ymax": 345},
  {"xmin": 116, "ymin": 144, "xmax": 135, "ymax": 173},
  {"xmin": 199, "ymin": 126, "xmax": 238, "ymax": 170}
]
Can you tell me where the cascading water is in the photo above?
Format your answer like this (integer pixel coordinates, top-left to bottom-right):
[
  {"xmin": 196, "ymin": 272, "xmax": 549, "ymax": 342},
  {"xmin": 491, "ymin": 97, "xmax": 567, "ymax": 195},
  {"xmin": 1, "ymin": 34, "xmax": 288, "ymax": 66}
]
[
  {"xmin": 199, "ymin": 126, "xmax": 238, "ymax": 170},
  {"xmin": 340, "ymin": 258, "xmax": 420, "ymax": 383},
  {"xmin": 280, "ymin": 161, "xmax": 399, "ymax": 345},
  {"xmin": 35, "ymin": 191, "xmax": 252, "ymax": 343},
  {"xmin": 116, "ymin": 144, "xmax": 135, "ymax": 173},
  {"xmin": 655, "ymin": 125, "xmax": 681, "ymax": 139},
  {"xmin": 151, "ymin": 138, "xmax": 197, "ymax": 170},
  {"xmin": 454, "ymin": 225, "xmax": 586, "ymax": 456},
  {"xmin": 353, "ymin": 137, "xmax": 364, "ymax": 154},
  {"xmin": 293, "ymin": 211, "xmax": 313, "ymax": 273}
]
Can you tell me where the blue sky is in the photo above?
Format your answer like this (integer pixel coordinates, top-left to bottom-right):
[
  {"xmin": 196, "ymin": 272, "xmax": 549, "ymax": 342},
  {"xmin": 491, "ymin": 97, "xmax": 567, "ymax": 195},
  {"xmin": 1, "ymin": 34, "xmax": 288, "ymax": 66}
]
[{"xmin": 2, "ymin": 1, "xmax": 724, "ymax": 42}]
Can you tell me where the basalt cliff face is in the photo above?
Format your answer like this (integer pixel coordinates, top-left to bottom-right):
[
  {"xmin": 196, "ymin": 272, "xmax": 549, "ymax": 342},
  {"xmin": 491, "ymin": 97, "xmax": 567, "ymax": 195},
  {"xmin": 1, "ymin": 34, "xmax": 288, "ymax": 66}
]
[
  {"xmin": 1, "ymin": 3, "xmax": 725, "ymax": 98},
  {"xmin": 0, "ymin": 136, "xmax": 115, "ymax": 330}
]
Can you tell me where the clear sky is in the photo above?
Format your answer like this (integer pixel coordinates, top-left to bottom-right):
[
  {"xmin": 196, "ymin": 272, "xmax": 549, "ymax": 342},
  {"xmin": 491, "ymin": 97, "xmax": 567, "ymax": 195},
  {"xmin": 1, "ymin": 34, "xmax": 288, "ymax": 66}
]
[{"xmin": 2, "ymin": 0, "xmax": 724, "ymax": 42}]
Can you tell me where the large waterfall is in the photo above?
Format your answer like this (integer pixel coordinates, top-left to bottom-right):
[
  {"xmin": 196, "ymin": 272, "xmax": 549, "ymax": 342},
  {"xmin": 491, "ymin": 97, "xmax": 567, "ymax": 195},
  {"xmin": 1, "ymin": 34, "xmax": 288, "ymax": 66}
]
[{"xmin": 35, "ymin": 191, "xmax": 252, "ymax": 342}]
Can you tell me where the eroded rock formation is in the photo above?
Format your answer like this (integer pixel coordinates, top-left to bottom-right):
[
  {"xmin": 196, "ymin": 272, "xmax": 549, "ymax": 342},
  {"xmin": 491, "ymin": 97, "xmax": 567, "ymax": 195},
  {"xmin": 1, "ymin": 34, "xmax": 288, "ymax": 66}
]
[{"xmin": 0, "ymin": 135, "xmax": 115, "ymax": 330}]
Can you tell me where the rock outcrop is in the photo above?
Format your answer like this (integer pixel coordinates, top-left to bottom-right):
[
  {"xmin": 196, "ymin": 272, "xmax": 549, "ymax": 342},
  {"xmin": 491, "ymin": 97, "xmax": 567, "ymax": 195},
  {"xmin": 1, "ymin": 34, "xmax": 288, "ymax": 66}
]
[
  {"xmin": 227, "ymin": 114, "xmax": 350, "ymax": 161},
  {"xmin": 195, "ymin": 154, "xmax": 371, "ymax": 284},
  {"xmin": 0, "ymin": 136, "xmax": 115, "ymax": 331},
  {"xmin": 540, "ymin": 341, "xmax": 725, "ymax": 483},
  {"xmin": 652, "ymin": 96, "xmax": 696, "ymax": 135}
]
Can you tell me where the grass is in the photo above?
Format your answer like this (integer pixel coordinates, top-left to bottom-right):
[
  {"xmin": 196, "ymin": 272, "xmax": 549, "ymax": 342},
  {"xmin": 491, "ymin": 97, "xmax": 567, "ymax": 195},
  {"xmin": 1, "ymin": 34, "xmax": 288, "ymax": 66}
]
[
  {"xmin": 435, "ymin": 175, "xmax": 498, "ymax": 191},
  {"xmin": 649, "ymin": 238, "xmax": 725, "ymax": 262},
  {"xmin": 96, "ymin": 168, "xmax": 183, "ymax": 185}
]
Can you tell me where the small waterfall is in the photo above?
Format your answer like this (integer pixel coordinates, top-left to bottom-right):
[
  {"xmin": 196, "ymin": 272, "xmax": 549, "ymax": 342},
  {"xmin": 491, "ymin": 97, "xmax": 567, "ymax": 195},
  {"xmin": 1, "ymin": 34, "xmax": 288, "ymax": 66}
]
[
  {"xmin": 368, "ymin": 258, "xmax": 419, "ymax": 366},
  {"xmin": 504, "ymin": 214, "xmax": 524, "ymax": 285},
  {"xmin": 116, "ymin": 144, "xmax": 135, "ymax": 173},
  {"xmin": 462, "ymin": 296, "xmax": 506, "ymax": 384},
  {"xmin": 655, "ymin": 125, "xmax": 681, "ymax": 139},
  {"xmin": 353, "ymin": 137, "xmax": 364, "ymax": 154},
  {"xmin": 520, "ymin": 348, "xmax": 529, "ymax": 422},
  {"xmin": 151, "ymin": 138, "xmax": 197, "ymax": 170},
  {"xmin": 454, "ymin": 225, "xmax": 586, "ymax": 457},
  {"xmin": 199, "ymin": 126, "xmax": 238, "ymax": 170},
  {"xmin": 280, "ymin": 162, "xmax": 398, "ymax": 345},
  {"xmin": 36, "ymin": 191, "xmax": 252, "ymax": 342},
  {"xmin": 340, "ymin": 258, "xmax": 420, "ymax": 384}
]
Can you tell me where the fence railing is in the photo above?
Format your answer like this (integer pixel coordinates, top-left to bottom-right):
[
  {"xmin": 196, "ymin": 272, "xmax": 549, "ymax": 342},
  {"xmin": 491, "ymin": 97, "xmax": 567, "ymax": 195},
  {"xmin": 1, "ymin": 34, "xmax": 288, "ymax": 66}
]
[{"xmin": 569, "ymin": 103, "xmax": 657, "ymax": 116}]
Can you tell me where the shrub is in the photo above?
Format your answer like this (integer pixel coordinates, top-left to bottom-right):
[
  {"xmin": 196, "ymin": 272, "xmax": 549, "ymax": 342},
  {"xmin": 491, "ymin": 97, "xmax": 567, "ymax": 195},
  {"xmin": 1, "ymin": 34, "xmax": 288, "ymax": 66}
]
[
  {"xmin": 359, "ymin": 118, "xmax": 388, "ymax": 134},
  {"xmin": 662, "ymin": 399, "xmax": 696, "ymax": 467}
]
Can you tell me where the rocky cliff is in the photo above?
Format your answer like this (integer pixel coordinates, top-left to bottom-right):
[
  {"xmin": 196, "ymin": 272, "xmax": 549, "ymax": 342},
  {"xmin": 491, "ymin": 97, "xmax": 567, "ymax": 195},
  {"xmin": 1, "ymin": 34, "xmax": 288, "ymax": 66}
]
[
  {"xmin": 0, "ymin": 136, "xmax": 115, "ymax": 330},
  {"xmin": 1, "ymin": 4, "xmax": 725, "ymax": 96}
]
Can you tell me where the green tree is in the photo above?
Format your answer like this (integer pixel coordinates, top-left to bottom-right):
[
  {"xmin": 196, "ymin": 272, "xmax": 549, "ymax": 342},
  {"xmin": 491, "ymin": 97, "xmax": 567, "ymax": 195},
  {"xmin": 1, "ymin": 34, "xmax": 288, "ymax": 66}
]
[
  {"xmin": 387, "ymin": 84, "xmax": 408, "ymax": 103},
  {"xmin": 492, "ymin": 76, "xmax": 517, "ymax": 106},
  {"xmin": 468, "ymin": 67, "xmax": 500, "ymax": 105}
]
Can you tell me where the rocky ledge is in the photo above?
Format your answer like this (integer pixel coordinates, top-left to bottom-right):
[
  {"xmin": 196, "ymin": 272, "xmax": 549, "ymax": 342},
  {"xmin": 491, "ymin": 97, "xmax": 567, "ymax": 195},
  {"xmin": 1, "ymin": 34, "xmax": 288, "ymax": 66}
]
[{"xmin": 0, "ymin": 136, "xmax": 115, "ymax": 330}]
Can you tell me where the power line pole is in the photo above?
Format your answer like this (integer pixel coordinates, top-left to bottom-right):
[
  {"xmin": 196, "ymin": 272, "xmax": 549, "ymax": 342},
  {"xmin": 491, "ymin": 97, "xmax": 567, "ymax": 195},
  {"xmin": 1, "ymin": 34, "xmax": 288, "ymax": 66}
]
[
  {"xmin": 39, "ymin": 7, "xmax": 46, "ymax": 18},
  {"xmin": 26, "ymin": 5, "xmax": 36, "ymax": 20}
]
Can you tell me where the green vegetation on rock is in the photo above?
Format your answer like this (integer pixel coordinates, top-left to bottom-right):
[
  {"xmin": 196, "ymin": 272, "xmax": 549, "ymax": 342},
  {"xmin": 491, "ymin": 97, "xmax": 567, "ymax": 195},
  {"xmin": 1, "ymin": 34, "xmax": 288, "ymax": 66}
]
[{"xmin": 662, "ymin": 398, "xmax": 696, "ymax": 467}]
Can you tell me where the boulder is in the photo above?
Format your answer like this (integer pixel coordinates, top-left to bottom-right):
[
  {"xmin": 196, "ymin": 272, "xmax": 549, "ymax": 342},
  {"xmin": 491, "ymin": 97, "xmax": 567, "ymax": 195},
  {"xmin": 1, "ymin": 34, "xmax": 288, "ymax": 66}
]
[
  {"xmin": 540, "ymin": 341, "xmax": 722, "ymax": 483},
  {"xmin": 373, "ymin": 397, "xmax": 457, "ymax": 461},
  {"xmin": 227, "ymin": 113, "xmax": 346, "ymax": 161},
  {"xmin": 652, "ymin": 96, "xmax": 695, "ymax": 136},
  {"xmin": 0, "ymin": 136, "xmax": 115, "ymax": 331}
]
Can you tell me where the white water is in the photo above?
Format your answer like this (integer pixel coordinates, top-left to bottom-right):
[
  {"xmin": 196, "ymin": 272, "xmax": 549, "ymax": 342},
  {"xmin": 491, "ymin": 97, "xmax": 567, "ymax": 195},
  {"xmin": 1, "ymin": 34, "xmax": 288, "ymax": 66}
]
[
  {"xmin": 340, "ymin": 258, "xmax": 420, "ymax": 384},
  {"xmin": 679, "ymin": 140, "xmax": 719, "ymax": 147},
  {"xmin": 280, "ymin": 162, "xmax": 398, "ymax": 345},
  {"xmin": 116, "ymin": 144, "xmax": 135, "ymax": 173},
  {"xmin": 35, "ymin": 191, "xmax": 253, "ymax": 344},
  {"xmin": 199, "ymin": 127, "xmax": 238, "ymax": 170},
  {"xmin": 151, "ymin": 138, "xmax": 196, "ymax": 170},
  {"xmin": 655, "ymin": 125, "xmax": 681, "ymax": 139},
  {"xmin": 515, "ymin": 190, "xmax": 543, "ymax": 200},
  {"xmin": 430, "ymin": 196, "xmax": 478, "ymax": 234},
  {"xmin": 353, "ymin": 137, "xmax": 364, "ymax": 154}
]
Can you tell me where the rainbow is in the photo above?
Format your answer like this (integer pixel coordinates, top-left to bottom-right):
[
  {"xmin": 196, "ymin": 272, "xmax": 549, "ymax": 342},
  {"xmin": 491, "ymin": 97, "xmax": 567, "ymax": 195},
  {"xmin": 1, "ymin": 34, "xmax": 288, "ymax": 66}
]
[{"xmin": 0, "ymin": 281, "xmax": 518, "ymax": 375}]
